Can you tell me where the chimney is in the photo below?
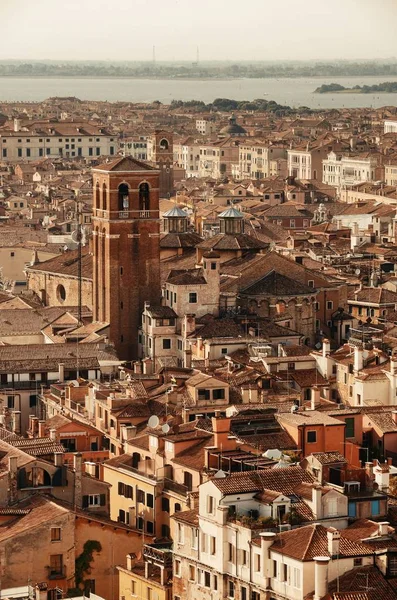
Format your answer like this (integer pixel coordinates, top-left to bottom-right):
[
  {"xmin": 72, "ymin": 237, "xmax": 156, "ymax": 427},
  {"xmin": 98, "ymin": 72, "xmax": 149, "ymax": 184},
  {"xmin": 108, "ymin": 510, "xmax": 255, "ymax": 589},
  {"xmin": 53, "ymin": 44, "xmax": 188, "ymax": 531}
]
[
  {"xmin": 124, "ymin": 425, "xmax": 137, "ymax": 440},
  {"xmin": 133, "ymin": 361, "xmax": 142, "ymax": 374},
  {"xmin": 31, "ymin": 416, "xmax": 39, "ymax": 436},
  {"xmin": 322, "ymin": 339, "xmax": 330, "ymax": 358},
  {"xmin": 211, "ymin": 413, "xmax": 235, "ymax": 451},
  {"xmin": 378, "ymin": 521, "xmax": 389, "ymax": 536},
  {"xmin": 34, "ymin": 585, "xmax": 48, "ymax": 600},
  {"xmin": 327, "ymin": 527, "xmax": 340, "ymax": 556},
  {"xmin": 311, "ymin": 386, "xmax": 320, "ymax": 410},
  {"xmin": 28, "ymin": 414, "xmax": 36, "ymax": 435},
  {"xmin": 352, "ymin": 222, "xmax": 359, "ymax": 236},
  {"xmin": 126, "ymin": 553, "xmax": 137, "ymax": 571},
  {"xmin": 12, "ymin": 411, "xmax": 21, "ymax": 435},
  {"xmin": 365, "ymin": 461, "xmax": 375, "ymax": 488},
  {"xmin": 73, "ymin": 453, "xmax": 83, "ymax": 508},
  {"xmin": 8, "ymin": 456, "xmax": 18, "ymax": 504},
  {"xmin": 217, "ymin": 504, "xmax": 229, "ymax": 525},
  {"xmin": 38, "ymin": 421, "xmax": 46, "ymax": 438},
  {"xmin": 13, "ymin": 118, "xmax": 21, "ymax": 132},
  {"xmin": 84, "ymin": 461, "xmax": 97, "ymax": 477},
  {"xmin": 313, "ymin": 556, "xmax": 330, "ymax": 600},
  {"xmin": 54, "ymin": 452, "xmax": 63, "ymax": 467},
  {"xmin": 183, "ymin": 314, "xmax": 196, "ymax": 338},
  {"xmin": 312, "ymin": 486, "xmax": 323, "ymax": 519},
  {"xmin": 49, "ymin": 428, "xmax": 57, "ymax": 441},
  {"xmin": 142, "ymin": 358, "xmax": 153, "ymax": 375},
  {"xmin": 391, "ymin": 355, "xmax": 397, "ymax": 376},
  {"xmin": 9, "ymin": 456, "xmax": 18, "ymax": 475},
  {"xmin": 260, "ymin": 532, "xmax": 276, "ymax": 586},
  {"xmin": 58, "ymin": 363, "xmax": 65, "ymax": 383},
  {"xmin": 354, "ymin": 345, "xmax": 363, "ymax": 373}
]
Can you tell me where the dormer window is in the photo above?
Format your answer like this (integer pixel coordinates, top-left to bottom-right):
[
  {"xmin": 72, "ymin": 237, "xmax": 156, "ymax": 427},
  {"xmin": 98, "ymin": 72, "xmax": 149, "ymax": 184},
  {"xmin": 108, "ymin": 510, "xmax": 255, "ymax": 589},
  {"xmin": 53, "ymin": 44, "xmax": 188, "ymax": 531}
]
[
  {"xmin": 165, "ymin": 440, "xmax": 174, "ymax": 454},
  {"xmin": 149, "ymin": 435, "xmax": 158, "ymax": 449}
]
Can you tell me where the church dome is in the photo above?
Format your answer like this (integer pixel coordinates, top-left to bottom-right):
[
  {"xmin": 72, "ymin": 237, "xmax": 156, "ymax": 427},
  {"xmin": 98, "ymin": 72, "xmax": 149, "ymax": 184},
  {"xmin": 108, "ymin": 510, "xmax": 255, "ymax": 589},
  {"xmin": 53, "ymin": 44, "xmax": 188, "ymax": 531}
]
[{"xmin": 219, "ymin": 115, "xmax": 247, "ymax": 136}]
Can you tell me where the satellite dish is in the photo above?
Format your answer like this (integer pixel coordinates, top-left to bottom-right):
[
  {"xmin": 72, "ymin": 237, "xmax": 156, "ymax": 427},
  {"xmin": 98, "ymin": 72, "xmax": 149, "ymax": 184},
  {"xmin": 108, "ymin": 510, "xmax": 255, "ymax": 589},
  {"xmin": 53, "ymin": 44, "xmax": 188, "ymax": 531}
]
[
  {"xmin": 162, "ymin": 423, "xmax": 170, "ymax": 434},
  {"xmin": 148, "ymin": 415, "xmax": 160, "ymax": 428},
  {"xmin": 355, "ymin": 269, "xmax": 361, "ymax": 276}
]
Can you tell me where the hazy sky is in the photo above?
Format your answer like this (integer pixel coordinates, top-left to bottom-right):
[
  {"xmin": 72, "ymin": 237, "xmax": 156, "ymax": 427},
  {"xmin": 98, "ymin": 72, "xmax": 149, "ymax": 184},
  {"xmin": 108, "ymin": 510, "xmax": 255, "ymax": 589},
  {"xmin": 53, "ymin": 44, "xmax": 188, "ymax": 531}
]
[{"xmin": 2, "ymin": 0, "xmax": 397, "ymax": 62}]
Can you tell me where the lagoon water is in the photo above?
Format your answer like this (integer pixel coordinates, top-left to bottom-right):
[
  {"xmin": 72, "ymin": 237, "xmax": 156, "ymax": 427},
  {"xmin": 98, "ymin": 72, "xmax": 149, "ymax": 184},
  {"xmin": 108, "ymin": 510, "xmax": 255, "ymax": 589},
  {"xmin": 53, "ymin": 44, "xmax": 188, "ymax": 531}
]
[{"xmin": 0, "ymin": 76, "xmax": 397, "ymax": 109}]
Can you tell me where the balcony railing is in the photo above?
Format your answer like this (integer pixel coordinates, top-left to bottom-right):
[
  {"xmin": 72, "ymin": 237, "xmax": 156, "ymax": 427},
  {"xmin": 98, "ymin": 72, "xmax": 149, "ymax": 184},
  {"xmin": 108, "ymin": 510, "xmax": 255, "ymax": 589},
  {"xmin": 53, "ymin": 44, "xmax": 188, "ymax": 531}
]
[
  {"xmin": 0, "ymin": 379, "xmax": 57, "ymax": 390},
  {"xmin": 47, "ymin": 566, "xmax": 66, "ymax": 580},
  {"xmin": 143, "ymin": 543, "xmax": 173, "ymax": 567},
  {"xmin": 94, "ymin": 209, "xmax": 159, "ymax": 220},
  {"xmin": 162, "ymin": 478, "xmax": 189, "ymax": 496}
]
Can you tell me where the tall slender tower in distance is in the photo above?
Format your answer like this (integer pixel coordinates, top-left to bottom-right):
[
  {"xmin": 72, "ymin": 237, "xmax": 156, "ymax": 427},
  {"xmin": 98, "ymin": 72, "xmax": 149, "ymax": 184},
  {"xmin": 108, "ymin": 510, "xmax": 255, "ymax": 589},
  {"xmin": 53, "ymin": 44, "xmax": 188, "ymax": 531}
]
[{"xmin": 92, "ymin": 156, "xmax": 161, "ymax": 360}]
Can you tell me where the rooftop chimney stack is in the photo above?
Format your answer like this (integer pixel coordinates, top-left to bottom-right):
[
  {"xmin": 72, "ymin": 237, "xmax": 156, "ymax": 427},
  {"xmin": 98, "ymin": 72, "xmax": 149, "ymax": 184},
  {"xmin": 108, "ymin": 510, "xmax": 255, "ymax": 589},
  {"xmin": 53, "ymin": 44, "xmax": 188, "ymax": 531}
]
[
  {"xmin": 327, "ymin": 527, "xmax": 341, "ymax": 556},
  {"xmin": 313, "ymin": 556, "xmax": 330, "ymax": 600}
]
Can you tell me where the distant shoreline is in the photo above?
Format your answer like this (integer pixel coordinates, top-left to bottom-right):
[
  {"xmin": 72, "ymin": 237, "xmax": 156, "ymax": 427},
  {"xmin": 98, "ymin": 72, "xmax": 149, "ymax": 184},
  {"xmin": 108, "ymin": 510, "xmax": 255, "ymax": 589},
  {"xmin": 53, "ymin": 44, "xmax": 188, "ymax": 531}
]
[
  {"xmin": 1, "ymin": 74, "xmax": 397, "ymax": 81},
  {"xmin": 314, "ymin": 82, "xmax": 397, "ymax": 94}
]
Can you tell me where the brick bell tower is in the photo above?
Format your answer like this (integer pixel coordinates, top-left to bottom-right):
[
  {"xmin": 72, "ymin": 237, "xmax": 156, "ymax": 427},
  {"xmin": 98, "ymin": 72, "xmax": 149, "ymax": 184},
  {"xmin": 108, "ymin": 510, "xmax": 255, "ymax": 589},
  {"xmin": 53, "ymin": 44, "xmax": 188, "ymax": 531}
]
[
  {"xmin": 150, "ymin": 130, "xmax": 174, "ymax": 198},
  {"xmin": 92, "ymin": 156, "xmax": 161, "ymax": 360}
]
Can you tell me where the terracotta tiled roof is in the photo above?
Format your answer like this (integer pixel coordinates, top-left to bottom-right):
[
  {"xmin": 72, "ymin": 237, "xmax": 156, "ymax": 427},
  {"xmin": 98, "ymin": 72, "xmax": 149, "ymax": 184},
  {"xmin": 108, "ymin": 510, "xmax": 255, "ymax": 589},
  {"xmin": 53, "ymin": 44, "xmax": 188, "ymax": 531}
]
[
  {"xmin": 311, "ymin": 451, "xmax": 347, "ymax": 465},
  {"xmin": 26, "ymin": 247, "xmax": 93, "ymax": 280},
  {"xmin": 364, "ymin": 411, "xmax": 397, "ymax": 434},
  {"xmin": 197, "ymin": 233, "xmax": 267, "ymax": 251},
  {"xmin": 0, "ymin": 495, "xmax": 69, "ymax": 543},
  {"xmin": 94, "ymin": 156, "xmax": 157, "ymax": 172},
  {"xmin": 160, "ymin": 232, "xmax": 202, "ymax": 248},
  {"xmin": 289, "ymin": 369, "xmax": 328, "ymax": 388},
  {"xmin": 166, "ymin": 268, "xmax": 207, "ymax": 285},
  {"xmin": 271, "ymin": 523, "xmax": 374, "ymax": 561},
  {"xmin": 240, "ymin": 270, "xmax": 316, "ymax": 296},
  {"xmin": 349, "ymin": 287, "xmax": 397, "ymax": 305},
  {"xmin": 328, "ymin": 566, "xmax": 397, "ymax": 600},
  {"xmin": 171, "ymin": 508, "xmax": 199, "ymax": 526}
]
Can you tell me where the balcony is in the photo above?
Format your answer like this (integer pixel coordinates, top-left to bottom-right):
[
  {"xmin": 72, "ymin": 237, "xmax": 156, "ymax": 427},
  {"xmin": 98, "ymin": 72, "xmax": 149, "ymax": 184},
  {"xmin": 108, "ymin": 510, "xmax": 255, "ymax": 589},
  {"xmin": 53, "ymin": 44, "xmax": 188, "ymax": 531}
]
[
  {"xmin": 143, "ymin": 543, "xmax": 173, "ymax": 567},
  {"xmin": 47, "ymin": 566, "xmax": 66, "ymax": 580},
  {"xmin": 162, "ymin": 477, "xmax": 188, "ymax": 496},
  {"xmin": 94, "ymin": 209, "xmax": 159, "ymax": 220},
  {"xmin": 0, "ymin": 379, "xmax": 56, "ymax": 390}
]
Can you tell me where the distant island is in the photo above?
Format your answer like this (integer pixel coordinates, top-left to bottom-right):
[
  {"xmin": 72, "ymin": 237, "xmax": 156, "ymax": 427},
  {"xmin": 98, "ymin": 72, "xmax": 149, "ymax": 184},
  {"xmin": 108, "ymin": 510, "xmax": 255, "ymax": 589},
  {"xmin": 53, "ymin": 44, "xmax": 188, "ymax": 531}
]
[
  {"xmin": 2, "ymin": 60, "xmax": 397, "ymax": 79},
  {"xmin": 314, "ymin": 82, "xmax": 397, "ymax": 94}
]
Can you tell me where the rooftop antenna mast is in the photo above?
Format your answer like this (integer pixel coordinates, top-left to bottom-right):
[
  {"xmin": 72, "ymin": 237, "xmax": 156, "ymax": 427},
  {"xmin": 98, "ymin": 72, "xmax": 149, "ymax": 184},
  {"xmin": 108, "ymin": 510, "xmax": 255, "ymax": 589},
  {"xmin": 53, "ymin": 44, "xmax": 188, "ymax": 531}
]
[
  {"xmin": 196, "ymin": 46, "xmax": 200, "ymax": 65},
  {"xmin": 152, "ymin": 45, "xmax": 156, "ymax": 65}
]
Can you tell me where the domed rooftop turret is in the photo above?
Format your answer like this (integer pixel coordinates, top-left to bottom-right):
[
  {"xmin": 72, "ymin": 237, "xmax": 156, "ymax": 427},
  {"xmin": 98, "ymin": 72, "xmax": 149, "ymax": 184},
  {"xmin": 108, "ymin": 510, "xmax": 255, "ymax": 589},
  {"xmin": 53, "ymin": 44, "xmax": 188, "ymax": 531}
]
[
  {"xmin": 219, "ymin": 115, "xmax": 247, "ymax": 137},
  {"xmin": 219, "ymin": 206, "xmax": 244, "ymax": 234},
  {"xmin": 219, "ymin": 207, "xmax": 244, "ymax": 219},
  {"xmin": 163, "ymin": 206, "xmax": 188, "ymax": 233},
  {"xmin": 163, "ymin": 206, "xmax": 187, "ymax": 218}
]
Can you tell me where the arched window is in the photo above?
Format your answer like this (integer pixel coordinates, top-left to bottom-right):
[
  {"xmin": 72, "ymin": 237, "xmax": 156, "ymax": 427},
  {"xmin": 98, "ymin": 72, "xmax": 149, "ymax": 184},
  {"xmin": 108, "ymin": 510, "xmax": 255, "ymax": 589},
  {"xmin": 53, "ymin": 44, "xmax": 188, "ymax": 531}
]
[
  {"xmin": 102, "ymin": 183, "xmax": 107, "ymax": 211},
  {"xmin": 139, "ymin": 183, "xmax": 150, "ymax": 211},
  {"xmin": 159, "ymin": 138, "xmax": 169, "ymax": 150},
  {"xmin": 24, "ymin": 467, "xmax": 52, "ymax": 488},
  {"xmin": 95, "ymin": 182, "xmax": 100, "ymax": 210},
  {"xmin": 118, "ymin": 183, "xmax": 129, "ymax": 211}
]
